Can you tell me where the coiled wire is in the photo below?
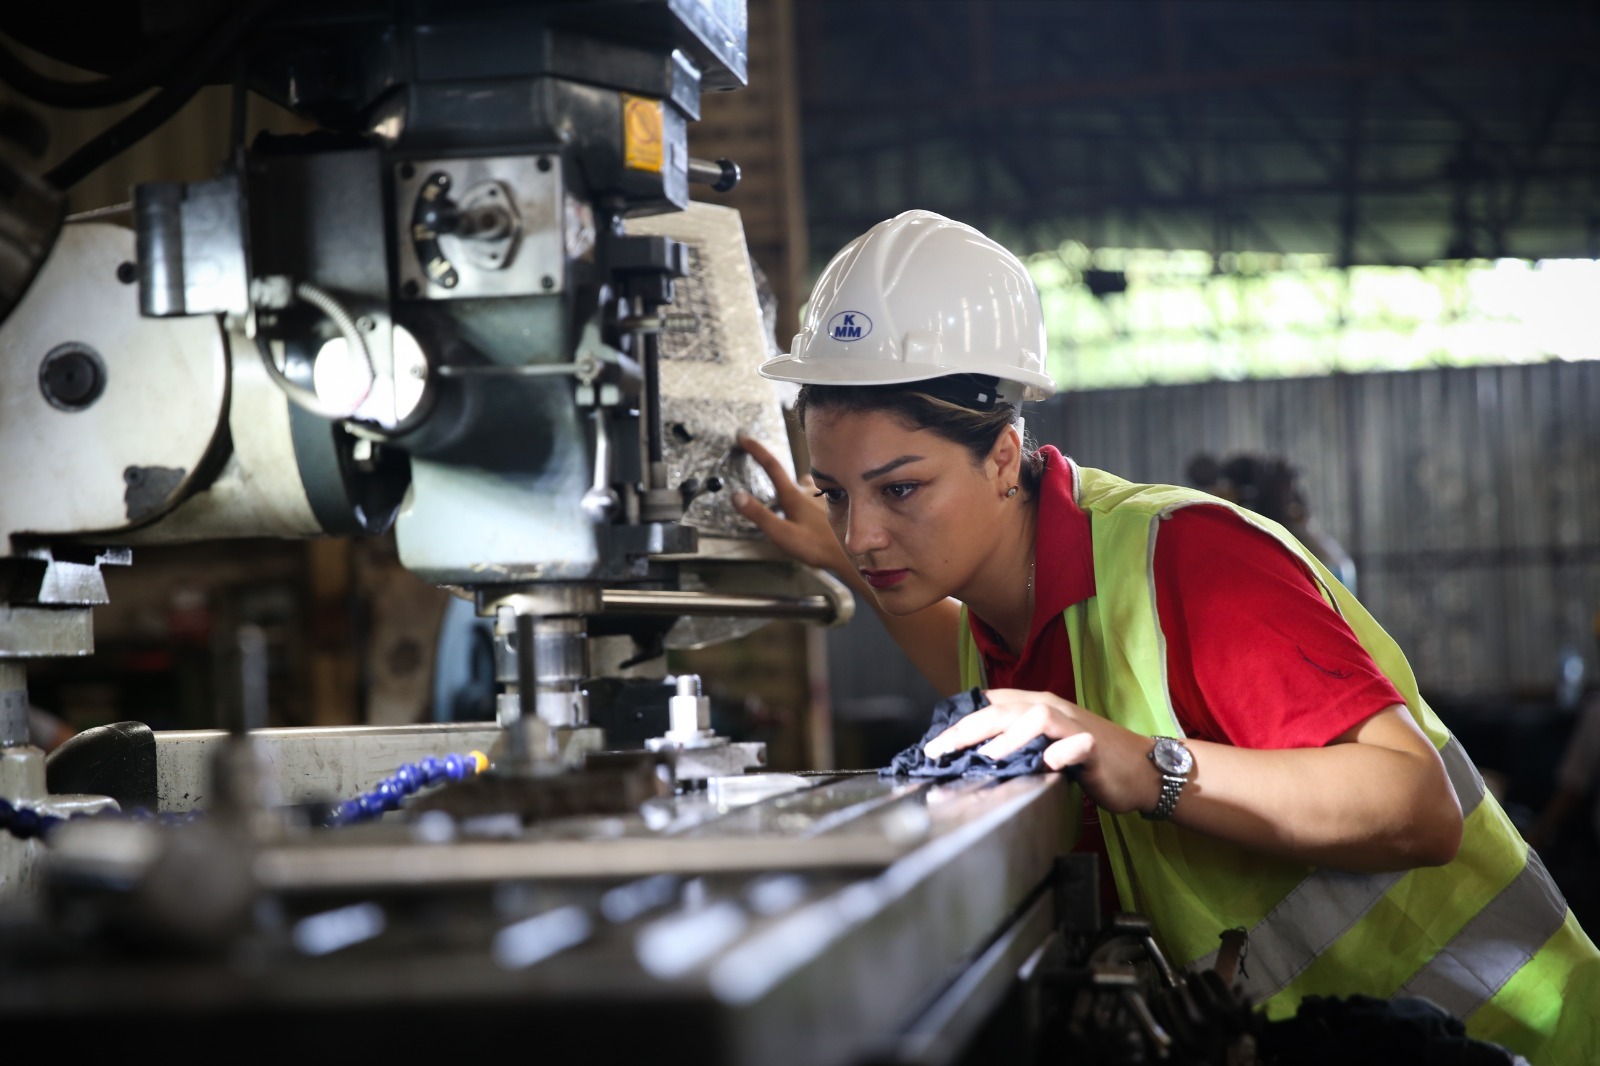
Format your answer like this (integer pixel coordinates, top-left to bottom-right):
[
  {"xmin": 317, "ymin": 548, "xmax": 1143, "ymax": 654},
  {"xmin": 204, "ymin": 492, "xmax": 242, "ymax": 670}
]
[{"xmin": 254, "ymin": 280, "xmax": 376, "ymax": 421}]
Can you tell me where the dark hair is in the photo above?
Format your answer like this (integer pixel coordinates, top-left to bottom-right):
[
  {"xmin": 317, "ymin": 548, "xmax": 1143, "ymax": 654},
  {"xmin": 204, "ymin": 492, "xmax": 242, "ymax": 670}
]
[
  {"xmin": 794, "ymin": 375, "xmax": 1044, "ymax": 497},
  {"xmin": 1209, "ymin": 452, "xmax": 1300, "ymax": 525}
]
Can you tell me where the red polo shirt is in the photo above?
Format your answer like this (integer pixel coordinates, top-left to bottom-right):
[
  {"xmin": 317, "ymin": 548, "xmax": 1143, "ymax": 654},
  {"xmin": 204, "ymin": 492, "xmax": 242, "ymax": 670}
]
[{"xmin": 968, "ymin": 446, "xmax": 1404, "ymax": 902}]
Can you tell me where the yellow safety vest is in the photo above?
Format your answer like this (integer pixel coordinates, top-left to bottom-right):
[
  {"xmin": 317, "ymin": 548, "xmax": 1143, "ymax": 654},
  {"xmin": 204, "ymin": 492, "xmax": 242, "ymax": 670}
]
[{"xmin": 958, "ymin": 464, "xmax": 1600, "ymax": 1063}]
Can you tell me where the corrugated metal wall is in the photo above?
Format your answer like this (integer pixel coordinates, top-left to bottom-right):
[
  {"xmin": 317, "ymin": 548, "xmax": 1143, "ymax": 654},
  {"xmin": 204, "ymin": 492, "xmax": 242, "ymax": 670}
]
[{"xmin": 826, "ymin": 361, "xmax": 1600, "ymax": 722}]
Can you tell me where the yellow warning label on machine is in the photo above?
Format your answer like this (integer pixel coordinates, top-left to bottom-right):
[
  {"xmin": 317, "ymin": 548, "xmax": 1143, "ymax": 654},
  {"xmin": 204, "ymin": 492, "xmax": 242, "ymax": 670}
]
[{"xmin": 622, "ymin": 93, "xmax": 665, "ymax": 173}]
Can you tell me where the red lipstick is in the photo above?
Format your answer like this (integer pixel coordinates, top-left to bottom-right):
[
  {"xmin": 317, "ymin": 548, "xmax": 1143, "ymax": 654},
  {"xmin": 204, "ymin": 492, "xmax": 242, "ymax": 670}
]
[{"xmin": 861, "ymin": 569, "xmax": 910, "ymax": 589}]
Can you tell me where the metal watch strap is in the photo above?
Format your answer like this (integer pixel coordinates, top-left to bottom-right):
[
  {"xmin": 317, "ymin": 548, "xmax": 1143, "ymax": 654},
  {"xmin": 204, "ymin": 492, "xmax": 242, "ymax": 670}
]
[{"xmin": 1147, "ymin": 772, "xmax": 1185, "ymax": 821}]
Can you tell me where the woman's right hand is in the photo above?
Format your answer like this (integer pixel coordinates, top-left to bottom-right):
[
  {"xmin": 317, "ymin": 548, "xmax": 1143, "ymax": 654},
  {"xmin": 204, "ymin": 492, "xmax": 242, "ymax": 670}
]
[
  {"xmin": 732, "ymin": 435, "xmax": 849, "ymax": 573},
  {"xmin": 736, "ymin": 435, "xmax": 965, "ymax": 695}
]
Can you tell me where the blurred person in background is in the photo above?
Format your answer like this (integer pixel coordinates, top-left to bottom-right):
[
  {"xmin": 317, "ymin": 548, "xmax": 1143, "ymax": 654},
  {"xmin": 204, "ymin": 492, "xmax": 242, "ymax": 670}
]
[
  {"xmin": 1528, "ymin": 609, "xmax": 1600, "ymax": 929},
  {"xmin": 1188, "ymin": 452, "xmax": 1357, "ymax": 594}
]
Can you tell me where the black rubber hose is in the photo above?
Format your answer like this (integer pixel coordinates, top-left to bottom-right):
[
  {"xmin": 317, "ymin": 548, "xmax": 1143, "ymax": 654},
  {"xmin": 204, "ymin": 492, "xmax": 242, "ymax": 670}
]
[
  {"xmin": 0, "ymin": 101, "xmax": 48, "ymax": 156},
  {"xmin": 0, "ymin": 17, "xmax": 215, "ymax": 111},
  {"xmin": 43, "ymin": 0, "xmax": 280, "ymax": 191}
]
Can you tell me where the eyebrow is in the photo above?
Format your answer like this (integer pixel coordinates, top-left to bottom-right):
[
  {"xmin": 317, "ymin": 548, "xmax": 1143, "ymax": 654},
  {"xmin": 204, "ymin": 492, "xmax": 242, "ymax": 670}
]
[{"xmin": 810, "ymin": 454, "xmax": 925, "ymax": 484}]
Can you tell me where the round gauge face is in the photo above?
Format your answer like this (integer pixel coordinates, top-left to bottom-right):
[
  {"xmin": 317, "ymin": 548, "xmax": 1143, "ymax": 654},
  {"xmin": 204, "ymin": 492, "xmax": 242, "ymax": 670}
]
[{"xmin": 1153, "ymin": 737, "xmax": 1195, "ymax": 776}]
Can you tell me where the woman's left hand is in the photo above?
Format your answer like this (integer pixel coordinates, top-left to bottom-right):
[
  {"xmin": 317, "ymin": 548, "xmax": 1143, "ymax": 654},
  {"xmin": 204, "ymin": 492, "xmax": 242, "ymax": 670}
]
[
  {"xmin": 924, "ymin": 691, "xmax": 1465, "ymax": 872},
  {"xmin": 923, "ymin": 688, "xmax": 1160, "ymax": 815}
]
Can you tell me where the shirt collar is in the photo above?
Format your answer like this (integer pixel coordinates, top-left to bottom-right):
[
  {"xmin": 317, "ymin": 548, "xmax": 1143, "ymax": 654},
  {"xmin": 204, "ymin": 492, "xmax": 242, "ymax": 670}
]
[{"xmin": 1032, "ymin": 445, "xmax": 1096, "ymax": 624}]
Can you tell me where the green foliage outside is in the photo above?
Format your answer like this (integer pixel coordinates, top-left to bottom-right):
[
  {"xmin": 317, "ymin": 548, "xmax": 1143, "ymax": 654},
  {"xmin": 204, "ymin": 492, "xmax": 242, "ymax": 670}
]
[{"xmin": 1027, "ymin": 243, "xmax": 1600, "ymax": 391}]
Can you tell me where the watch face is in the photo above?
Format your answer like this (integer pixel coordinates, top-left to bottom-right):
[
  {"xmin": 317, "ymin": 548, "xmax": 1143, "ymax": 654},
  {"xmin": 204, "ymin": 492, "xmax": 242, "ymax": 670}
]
[{"xmin": 1153, "ymin": 737, "xmax": 1194, "ymax": 775}]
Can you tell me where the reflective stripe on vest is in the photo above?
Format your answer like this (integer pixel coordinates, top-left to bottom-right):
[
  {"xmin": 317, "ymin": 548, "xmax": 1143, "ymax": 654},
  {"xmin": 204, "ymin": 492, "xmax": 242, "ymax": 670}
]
[
  {"xmin": 1398, "ymin": 848, "xmax": 1568, "ymax": 1020},
  {"xmin": 1187, "ymin": 737, "xmax": 1575, "ymax": 1016}
]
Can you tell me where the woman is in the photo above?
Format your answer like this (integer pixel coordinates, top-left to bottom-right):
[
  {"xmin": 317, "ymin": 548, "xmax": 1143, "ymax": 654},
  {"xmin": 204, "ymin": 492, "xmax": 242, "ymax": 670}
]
[{"xmin": 731, "ymin": 210, "xmax": 1597, "ymax": 1062}]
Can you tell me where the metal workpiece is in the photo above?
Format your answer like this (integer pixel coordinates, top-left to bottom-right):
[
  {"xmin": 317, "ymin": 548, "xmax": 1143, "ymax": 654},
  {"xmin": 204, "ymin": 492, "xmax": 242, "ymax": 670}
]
[
  {"xmin": 662, "ymin": 741, "xmax": 766, "ymax": 782},
  {"xmin": 149, "ymin": 723, "xmax": 502, "ymax": 814},
  {"xmin": 668, "ymin": 771, "xmax": 930, "ymax": 842},
  {"xmin": 642, "ymin": 674, "xmax": 766, "ymax": 782},
  {"xmin": 668, "ymin": 674, "xmax": 711, "ymax": 739}
]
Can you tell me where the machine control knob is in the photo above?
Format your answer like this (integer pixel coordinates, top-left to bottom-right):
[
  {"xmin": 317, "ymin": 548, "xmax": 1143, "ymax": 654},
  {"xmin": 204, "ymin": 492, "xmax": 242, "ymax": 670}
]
[
  {"xmin": 38, "ymin": 343, "xmax": 107, "ymax": 411},
  {"xmin": 687, "ymin": 156, "xmax": 741, "ymax": 193}
]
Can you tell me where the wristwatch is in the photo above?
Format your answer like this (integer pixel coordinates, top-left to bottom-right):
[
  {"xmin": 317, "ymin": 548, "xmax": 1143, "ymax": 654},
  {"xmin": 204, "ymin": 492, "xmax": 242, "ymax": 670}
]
[{"xmin": 1142, "ymin": 736, "xmax": 1194, "ymax": 821}]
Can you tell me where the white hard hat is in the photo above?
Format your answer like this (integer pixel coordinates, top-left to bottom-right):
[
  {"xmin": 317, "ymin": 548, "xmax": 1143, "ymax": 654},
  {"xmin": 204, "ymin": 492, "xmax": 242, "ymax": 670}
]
[{"xmin": 760, "ymin": 210, "xmax": 1055, "ymax": 403}]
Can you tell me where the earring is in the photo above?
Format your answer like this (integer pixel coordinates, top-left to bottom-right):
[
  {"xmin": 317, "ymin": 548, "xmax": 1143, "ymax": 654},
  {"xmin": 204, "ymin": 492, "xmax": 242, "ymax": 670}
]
[{"xmin": 1004, "ymin": 485, "xmax": 1019, "ymax": 499}]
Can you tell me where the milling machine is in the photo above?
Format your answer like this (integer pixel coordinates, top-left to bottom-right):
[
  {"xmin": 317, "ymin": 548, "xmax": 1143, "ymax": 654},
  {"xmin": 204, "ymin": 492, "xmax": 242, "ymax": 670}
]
[
  {"xmin": 1, "ymin": 0, "xmax": 841, "ymax": 871},
  {"xmin": 0, "ymin": 4, "xmax": 1231, "ymax": 1064}
]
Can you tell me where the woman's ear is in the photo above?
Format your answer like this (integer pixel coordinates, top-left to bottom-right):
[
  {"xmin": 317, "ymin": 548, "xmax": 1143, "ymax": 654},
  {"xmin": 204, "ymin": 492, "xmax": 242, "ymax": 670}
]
[{"xmin": 987, "ymin": 424, "xmax": 1023, "ymax": 485}]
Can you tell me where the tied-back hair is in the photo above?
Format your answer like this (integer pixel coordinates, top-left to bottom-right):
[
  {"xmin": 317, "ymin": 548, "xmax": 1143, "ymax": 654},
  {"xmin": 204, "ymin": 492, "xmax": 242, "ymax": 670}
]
[{"xmin": 794, "ymin": 374, "xmax": 1045, "ymax": 498}]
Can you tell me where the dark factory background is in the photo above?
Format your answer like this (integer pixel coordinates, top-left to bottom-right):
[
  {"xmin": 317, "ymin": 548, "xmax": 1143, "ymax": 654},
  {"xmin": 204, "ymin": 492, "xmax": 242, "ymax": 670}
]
[{"xmin": 8, "ymin": 0, "xmax": 1600, "ymax": 919}]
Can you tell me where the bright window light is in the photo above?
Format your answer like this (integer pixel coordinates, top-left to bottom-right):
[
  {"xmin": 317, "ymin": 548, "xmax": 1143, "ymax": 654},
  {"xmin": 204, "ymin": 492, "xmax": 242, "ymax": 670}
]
[{"xmin": 1027, "ymin": 247, "xmax": 1600, "ymax": 390}]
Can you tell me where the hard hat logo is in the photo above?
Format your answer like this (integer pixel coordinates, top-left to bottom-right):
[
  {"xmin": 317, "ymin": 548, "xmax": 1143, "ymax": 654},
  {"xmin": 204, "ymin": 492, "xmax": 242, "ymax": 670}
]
[{"xmin": 828, "ymin": 311, "xmax": 872, "ymax": 341}]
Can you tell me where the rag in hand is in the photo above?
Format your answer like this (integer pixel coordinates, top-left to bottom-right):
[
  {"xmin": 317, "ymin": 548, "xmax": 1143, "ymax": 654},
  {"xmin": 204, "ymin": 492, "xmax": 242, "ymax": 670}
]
[{"xmin": 881, "ymin": 688, "xmax": 1057, "ymax": 781}]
